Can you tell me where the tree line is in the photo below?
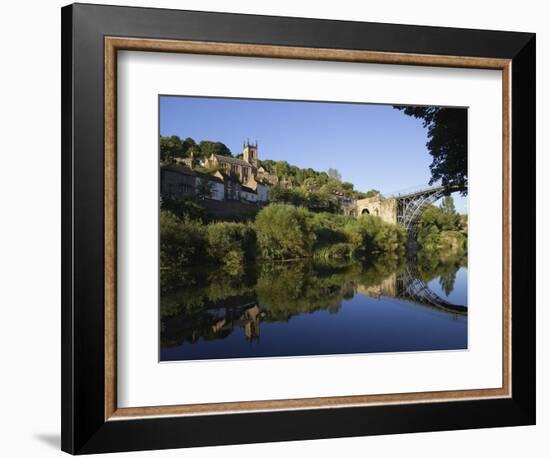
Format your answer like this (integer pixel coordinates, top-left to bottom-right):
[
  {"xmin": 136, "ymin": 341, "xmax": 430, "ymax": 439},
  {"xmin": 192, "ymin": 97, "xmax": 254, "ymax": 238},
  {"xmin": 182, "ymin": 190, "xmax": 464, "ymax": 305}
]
[
  {"xmin": 416, "ymin": 196, "xmax": 467, "ymax": 255},
  {"xmin": 160, "ymin": 135, "xmax": 232, "ymax": 162},
  {"xmin": 160, "ymin": 204, "xmax": 406, "ymax": 289}
]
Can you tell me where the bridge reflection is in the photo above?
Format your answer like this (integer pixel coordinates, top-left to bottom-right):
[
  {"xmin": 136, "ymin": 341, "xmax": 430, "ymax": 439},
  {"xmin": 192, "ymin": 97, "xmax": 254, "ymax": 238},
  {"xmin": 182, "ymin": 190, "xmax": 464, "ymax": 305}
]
[
  {"xmin": 357, "ymin": 266, "xmax": 466, "ymax": 315},
  {"xmin": 161, "ymin": 259, "xmax": 467, "ymax": 348}
]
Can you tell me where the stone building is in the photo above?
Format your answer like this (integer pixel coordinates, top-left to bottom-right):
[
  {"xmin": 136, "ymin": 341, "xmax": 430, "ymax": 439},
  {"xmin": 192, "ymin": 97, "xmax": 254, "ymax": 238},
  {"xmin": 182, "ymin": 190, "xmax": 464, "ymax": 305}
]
[
  {"xmin": 160, "ymin": 163, "xmax": 224, "ymax": 201},
  {"xmin": 160, "ymin": 163, "xmax": 196, "ymax": 198},
  {"xmin": 196, "ymin": 171, "xmax": 225, "ymax": 201},
  {"xmin": 204, "ymin": 141, "xmax": 272, "ymax": 203},
  {"xmin": 355, "ymin": 194, "xmax": 398, "ymax": 224},
  {"xmin": 161, "ymin": 142, "xmax": 274, "ymax": 204},
  {"xmin": 256, "ymin": 165, "xmax": 279, "ymax": 186},
  {"xmin": 213, "ymin": 171, "xmax": 242, "ymax": 201},
  {"xmin": 206, "ymin": 154, "xmax": 254, "ymax": 183}
]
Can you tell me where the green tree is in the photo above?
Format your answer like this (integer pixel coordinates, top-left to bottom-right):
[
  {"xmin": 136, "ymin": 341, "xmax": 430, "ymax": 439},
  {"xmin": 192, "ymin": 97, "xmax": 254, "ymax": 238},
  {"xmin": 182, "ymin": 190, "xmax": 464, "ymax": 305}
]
[
  {"xmin": 328, "ymin": 168, "xmax": 342, "ymax": 181},
  {"xmin": 394, "ymin": 106, "xmax": 468, "ymax": 193},
  {"xmin": 273, "ymin": 161, "xmax": 291, "ymax": 179},
  {"xmin": 255, "ymin": 205, "xmax": 316, "ymax": 260},
  {"xmin": 345, "ymin": 215, "xmax": 406, "ymax": 255},
  {"xmin": 416, "ymin": 203, "xmax": 465, "ymax": 253},
  {"xmin": 198, "ymin": 141, "xmax": 232, "ymax": 158},
  {"xmin": 181, "ymin": 137, "xmax": 197, "ymax": 154},
  {"xmin": 160, "ymin": 136, "xmax": 199, "ymax": 162},
  {"xmin": 160, "ymin": 135, "xmax": 184, "ymax": 162},
  {"xmin": 206, "ymin": 222, "xmax": 256, "ymax": 274},
  {"xmin": 161, "ymin": 196, "xmax": 207, "ymax": 221},
  {"xmin": 440, "ymin": 195, "xmax": 456, "ymax": 215},
  {"xmin": 364, "ymin": 189, "xmax": 380, "ymax": 198},
  {"xmin": 196, "ymin": 178, "xmax": 214, "ymax": 200},
  {"xmin": 160, "ymin": 211, "xmax": 207, "ymax": 286}
]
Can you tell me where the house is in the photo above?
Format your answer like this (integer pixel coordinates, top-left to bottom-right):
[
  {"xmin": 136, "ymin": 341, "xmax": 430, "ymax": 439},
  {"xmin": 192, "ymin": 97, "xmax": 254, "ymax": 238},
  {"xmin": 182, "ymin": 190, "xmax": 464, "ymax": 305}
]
[
  {"xmin": 160, "ymin": 163, "xmax": 224, "ymax": 201},
  {"xmin": 195, "ymin": 171, "xmax": 225, "ymax": 201},
  {"xmin": 214, "ymin": 170, "xmax": 242, "ymax": 201},
  {"xmin": 161, "ymin": 141, "xmax": 272, "ymax": 204},
  {"xmin": 160, "ymin": 163, "xmax": 197, "ymax": 198},
  {"xmin": 240, "ymin": 185, "xmax": 258, "ymax": 203}
]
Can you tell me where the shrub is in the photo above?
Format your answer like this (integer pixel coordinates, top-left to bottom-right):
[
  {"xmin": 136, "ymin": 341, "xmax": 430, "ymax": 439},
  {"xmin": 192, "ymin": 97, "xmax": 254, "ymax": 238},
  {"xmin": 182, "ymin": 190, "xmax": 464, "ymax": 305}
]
[
  {"xmin": 345, "ymin": 214, "xmax": 406, "ymax": 255},
  {"xmin": 255, "ymin": 204, "xmax": 316, "ymax": 260},
  {"xmin": 314, "ymin": 242, "xmax": 356, "ymax": 260},
  {"xmin": 206, "ymin": 222, "xmax": 256, "ymax": 273},
  {"xmin": 160, "ymin": 211, "xmax": 207, "ymax": 286},
  {"xmin": 308, "ymin": 212, "xmax": 349, "ymax": 247},
  {"xmin": 161, "ymin": 196, "xmax": 208, "ymax": 221},
  {"xmin": 416, "ymin": 204, "xmax": 463, "ymax": 249}
]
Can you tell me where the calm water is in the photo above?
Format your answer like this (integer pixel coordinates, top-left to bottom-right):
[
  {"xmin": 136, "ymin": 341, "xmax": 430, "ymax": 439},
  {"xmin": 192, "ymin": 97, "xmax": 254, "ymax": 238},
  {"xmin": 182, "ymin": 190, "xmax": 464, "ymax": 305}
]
[{"xmin": 160, "ymin": 255, "xmax": 467, "ymax": 361}]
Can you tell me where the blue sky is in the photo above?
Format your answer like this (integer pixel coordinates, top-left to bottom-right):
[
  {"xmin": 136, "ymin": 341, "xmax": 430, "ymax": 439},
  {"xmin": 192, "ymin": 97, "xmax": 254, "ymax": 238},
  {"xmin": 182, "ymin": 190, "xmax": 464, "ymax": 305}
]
[{"xmin": 160, "ymin": 96, "xmax": 467, "ymax": 213}]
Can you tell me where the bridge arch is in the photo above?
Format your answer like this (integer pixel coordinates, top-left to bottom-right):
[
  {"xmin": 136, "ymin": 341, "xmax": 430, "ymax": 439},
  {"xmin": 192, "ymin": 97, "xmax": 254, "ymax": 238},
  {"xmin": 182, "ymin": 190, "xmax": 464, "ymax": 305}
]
[
  {"xmin": 356, "ymin": 196, "xmax": 393, "ymax": 222},
  {"xmin": 395, "ymin": 185, "xmax": 464, "ymax": 235},
  {"xmin": 360, "ymin": 207, "xmax": 379, "ymax": 216},
  {"xmin": 354, "ymin": 184, "xmax": 465, "ymax": 236}
]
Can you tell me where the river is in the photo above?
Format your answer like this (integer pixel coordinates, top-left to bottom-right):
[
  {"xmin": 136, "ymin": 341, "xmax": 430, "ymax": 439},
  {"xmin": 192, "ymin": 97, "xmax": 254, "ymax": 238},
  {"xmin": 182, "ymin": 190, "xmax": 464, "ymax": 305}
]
[{"xmin": 160, "ymin": 253, "xmax": 467, "ymax": 361}]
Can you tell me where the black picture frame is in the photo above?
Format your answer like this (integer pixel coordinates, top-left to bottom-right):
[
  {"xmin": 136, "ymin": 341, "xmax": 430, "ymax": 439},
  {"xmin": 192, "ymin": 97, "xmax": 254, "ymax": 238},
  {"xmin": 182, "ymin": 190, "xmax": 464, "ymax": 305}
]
[{"xmin": 61, "ymin": 3, "xmax": 535, "ymax": 454}]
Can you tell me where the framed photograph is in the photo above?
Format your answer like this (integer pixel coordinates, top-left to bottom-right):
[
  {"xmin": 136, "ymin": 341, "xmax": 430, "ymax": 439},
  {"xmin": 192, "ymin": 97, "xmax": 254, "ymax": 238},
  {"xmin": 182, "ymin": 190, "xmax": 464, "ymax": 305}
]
[{"xmin": 61, "ymin": 3, "xmax": 536, "ymax": 454}]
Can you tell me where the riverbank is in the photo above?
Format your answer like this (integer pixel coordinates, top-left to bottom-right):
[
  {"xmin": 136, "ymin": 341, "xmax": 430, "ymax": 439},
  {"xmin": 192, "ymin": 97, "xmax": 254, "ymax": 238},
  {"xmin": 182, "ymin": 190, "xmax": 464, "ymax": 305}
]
[{"xmin": 160, "ymin": 203, "xmax": 407, "ymax": 287}]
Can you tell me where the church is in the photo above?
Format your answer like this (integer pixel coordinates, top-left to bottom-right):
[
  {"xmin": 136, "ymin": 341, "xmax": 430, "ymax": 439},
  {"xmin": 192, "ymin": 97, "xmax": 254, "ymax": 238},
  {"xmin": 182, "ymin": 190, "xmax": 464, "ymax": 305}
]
[
  {"xmin": 204, "ymin": 141, "xmax": 275, "ymax": 203},
  {"xmin": 161, "ymin": 141, "xmax": 273, "ymax": 204}
]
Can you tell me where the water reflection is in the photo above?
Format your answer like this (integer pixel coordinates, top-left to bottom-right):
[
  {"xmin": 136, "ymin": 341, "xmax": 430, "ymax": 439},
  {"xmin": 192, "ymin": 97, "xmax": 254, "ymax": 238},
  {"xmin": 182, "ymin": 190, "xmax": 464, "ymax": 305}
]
[{"xmin": 160, "ymin": 253, "xmax": 467, "ymax": 361}]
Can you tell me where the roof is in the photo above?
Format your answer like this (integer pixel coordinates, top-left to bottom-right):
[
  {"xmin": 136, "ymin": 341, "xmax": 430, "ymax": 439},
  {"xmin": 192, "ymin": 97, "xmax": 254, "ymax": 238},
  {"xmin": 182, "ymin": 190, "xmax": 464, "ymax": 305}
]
[
  {"xmin": 213, "ymin": 154, "xmax": 253, "ymax": 168},
  {"xmin": 161, "ymin": 163, "xmax": 196, "ymax": 176},
  {"xmin": 195, "ymin": 171, "xmax": 224, "ymax": 184},
  {"xmin": 161, "ymin": 163, "xmax": 223, "ymax": 183},
  {"xmin": 241, "ymin": 185, "xmax": 257, "ymax": 194},
  {"xmin": 215, "ymin": 170, "xmax": 241, "ymax": 184}
]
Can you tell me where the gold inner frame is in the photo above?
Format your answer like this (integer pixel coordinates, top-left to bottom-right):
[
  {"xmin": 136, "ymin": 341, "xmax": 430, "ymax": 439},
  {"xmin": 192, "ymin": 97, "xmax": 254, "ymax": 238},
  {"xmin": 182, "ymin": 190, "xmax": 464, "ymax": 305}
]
[{"xmin": 104, "ymin": 37, "xmax": 512, "ymax": 421}]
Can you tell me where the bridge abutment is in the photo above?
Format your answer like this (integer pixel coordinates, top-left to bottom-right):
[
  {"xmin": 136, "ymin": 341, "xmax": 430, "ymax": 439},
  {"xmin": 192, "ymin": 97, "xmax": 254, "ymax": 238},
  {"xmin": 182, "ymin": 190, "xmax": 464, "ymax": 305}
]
[{"xmin": 355, "ymin": 195, "xmax": 397, "ymax": 225}]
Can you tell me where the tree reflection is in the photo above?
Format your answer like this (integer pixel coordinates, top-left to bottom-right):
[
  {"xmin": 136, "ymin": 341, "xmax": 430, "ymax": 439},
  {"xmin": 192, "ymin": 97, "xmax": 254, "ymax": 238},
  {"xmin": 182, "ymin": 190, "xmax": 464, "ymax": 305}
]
[
  {"xmin": 414, "ymin": 248, "xmax": 466, "ymax": 296},
  {"xmin": 160, "ymin": 250, "xmax": 465, "ymax": 348}
]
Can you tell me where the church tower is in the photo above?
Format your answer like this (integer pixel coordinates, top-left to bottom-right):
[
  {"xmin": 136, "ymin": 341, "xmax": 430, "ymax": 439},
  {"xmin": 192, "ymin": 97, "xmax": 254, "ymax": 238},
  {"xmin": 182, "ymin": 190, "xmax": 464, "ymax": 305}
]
[{"xmin": 242, "ymin": 140, "xmax": 258, "ymax": 168}]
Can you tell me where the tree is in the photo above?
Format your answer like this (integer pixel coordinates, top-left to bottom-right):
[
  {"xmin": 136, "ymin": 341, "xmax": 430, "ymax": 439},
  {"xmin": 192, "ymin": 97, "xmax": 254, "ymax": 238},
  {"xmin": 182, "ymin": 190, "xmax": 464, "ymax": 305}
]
[
  {"xmin": 416, "ymin": 203, "xmax": 464, "ymax": 251},
  {"xmin": 160, "ymin": 211, "xmax": 207, "ymax": 286},
  {"xmin": 161, "ymin": 196, "xmax": 207, "ymax": 221},
  {"xmin": 182, "ymin": 137, "xmax": 197, "ymax": 153},
  {"xmin": 328, "ymin": 168, "xmax": 342, "ymax": 181},
  {"xmin": 255, "ymin": 205, "xmax": 316, "ymax": 259},
  {"xmin": 440, "ymin": 195, "xmax": 456, "ymax": 215},
  {"xmin": 206, "ymin": 222, "xmax": 257, "ymax": 272},
  {"xmin": 344, "ymin": 215, "xmax": 406, "ymax": 255},
  {"xmin": 160, "ymin": 136, "xmax": 199, "ymax": 162},
  {"xmin": 160, "ymin": 135, "xmax": 184, "ymax": 162},
  {"xmin": 196, "ymin": 178, "xmax": 214, "ymax": 200},
  {"xmin": 394, "ymin": 106, "xmax": 468, "ymax": 193},
  {"xmin": 198, "ymin": 141, "xmax": 232, "ymax": 158},
  {"xmin": 365, "ymin": 189, "xmax": 380, "ymax": 198},
  {"xmin": 273, "ymin": 161, "xmax": 291, "ymax": 179}
]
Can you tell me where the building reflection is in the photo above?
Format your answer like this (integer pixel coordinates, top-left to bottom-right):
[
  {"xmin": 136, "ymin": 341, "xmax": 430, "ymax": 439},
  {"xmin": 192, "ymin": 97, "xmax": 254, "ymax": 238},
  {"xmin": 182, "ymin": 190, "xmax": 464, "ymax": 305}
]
[
  {"xmin": 161, "ymin": 256, "xmax": 466, "ymax": 349},
  {"xmin": 210, "ymin": 304, "xmax": 264, "ymax": 342}
]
